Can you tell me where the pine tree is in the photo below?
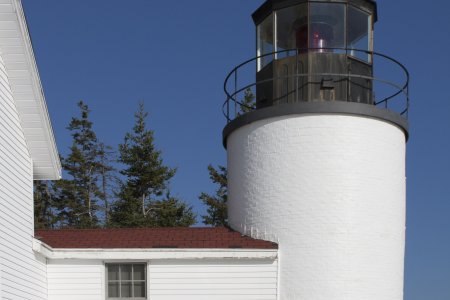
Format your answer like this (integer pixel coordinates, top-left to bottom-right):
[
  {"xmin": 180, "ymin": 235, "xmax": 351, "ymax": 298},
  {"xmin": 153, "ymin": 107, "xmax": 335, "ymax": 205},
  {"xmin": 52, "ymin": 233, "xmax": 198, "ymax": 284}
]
[
  {"xmin": 111, "ymin": 102, "xmax": 195, "ymax": 227},
  {"xmin": 147, "ymin": 193, "xmax": 196, "ymax": 227},
  {"xmin": 34, "ymin": 180, "xmax": 56, "ymax": 229},
  {"xmin": 97, "ymin": 142, "xmax": 118, "ymax": 227},
  {"xmin": 199, "ymin": 165, "xmax": 228, "ymax": 226},
  {"xmin": 238, "ymin": 88, "xmax": 255, "ymax": 116},
  {"xmin": 53, "ymin": 101, "xmax": 104, "ymax": 228}
]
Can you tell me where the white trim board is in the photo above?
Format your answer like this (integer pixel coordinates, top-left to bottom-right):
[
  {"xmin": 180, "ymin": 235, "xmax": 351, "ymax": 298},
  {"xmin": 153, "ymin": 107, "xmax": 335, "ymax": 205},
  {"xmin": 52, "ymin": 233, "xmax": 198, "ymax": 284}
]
[
  {"xmin": 32, "ymin": 238, "xmax": 278, "ymax": 260},
  {"xmin": 0, "ymin": 0, "xmax": 61, "ymax": 180}
]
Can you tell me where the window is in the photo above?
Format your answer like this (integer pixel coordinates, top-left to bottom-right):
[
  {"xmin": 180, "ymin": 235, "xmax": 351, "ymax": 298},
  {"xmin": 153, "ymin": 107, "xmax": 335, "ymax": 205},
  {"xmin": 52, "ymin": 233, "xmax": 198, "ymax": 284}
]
[
  {"xmin": 257, "ymin": 14, "xmax": 274, "ymax": 70},
  {"xmin": 309, "ymin": 3, "xmax": 346, "ymax": 52},
  {"xmin": 276, "ymin": 4, "xmax": 308, "ymax": 56},
  {"xmin": 106, "ymin": 264, "xmax": 147, "ymax": 299},
  {"xmin": 347, "ymin": 6, "xmax": 373, "ymax": 62}
]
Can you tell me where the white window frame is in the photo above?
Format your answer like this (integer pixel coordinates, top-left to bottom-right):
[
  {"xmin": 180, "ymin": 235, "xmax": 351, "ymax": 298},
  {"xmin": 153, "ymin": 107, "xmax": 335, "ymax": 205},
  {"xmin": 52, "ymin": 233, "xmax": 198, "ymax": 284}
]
[{"xmin": 105, "ymin": 263, "xmax": 147, "ymax": 300}]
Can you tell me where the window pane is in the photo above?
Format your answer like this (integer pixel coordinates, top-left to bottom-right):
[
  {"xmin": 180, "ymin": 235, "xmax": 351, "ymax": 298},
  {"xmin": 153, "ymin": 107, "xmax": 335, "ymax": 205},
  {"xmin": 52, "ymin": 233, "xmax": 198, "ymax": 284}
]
[
  {"xmin": 108, "ymin": 265, "xmax": 119, "ymax": 281},
  {"xmin": 107, "ymin": 264, "xmax": 147, "ymax": 299},
  {"xmin": 276, "ymin": 4, "xmax": 307, "ymax": 56},
  {"xmin": 309, "ymin": 3, "xmax": 345, "ymax": 51},
  {"xmin": 134, "ymin": 282, "xmax": 146, "ymax": 298},
  {"xmin": 121, "ymin": 265, "xmax": 132, "ymax": 281},
  {"xmin": 257, "ymin": 14, "xmax": 274, "ymax": 70},
  {"xmin": 121, "ymin": 282, "xmax": 132, "ymax": 297},
  {"xmin": 108, "ymin": 282, "xmax": 119, "ymax": 298},
  {"xmin": 133, "ymin": 265, "xmax": 145, "ymax": 281},
  {"xmin": 348, "ymin": 6, "xmax": 371, "ymax": 62}
]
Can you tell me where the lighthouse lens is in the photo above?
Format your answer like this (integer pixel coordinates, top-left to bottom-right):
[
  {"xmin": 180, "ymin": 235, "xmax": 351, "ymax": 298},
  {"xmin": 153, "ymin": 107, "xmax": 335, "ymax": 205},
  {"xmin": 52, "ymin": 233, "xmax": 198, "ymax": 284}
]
[
  {"xmin": 276, "ymin": 4, "xmax": 307, "ymax": 56},
  {"xmin": 309, "ymin": 3, "xmax": 345, "ymax": 52}
]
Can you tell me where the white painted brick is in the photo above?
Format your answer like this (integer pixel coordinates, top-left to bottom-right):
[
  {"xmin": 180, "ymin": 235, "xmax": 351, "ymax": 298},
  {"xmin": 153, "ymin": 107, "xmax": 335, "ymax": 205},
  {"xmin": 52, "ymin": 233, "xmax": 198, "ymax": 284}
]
[{"xmin": 227, "ymin": 115, "xmax": 406, "ymax": 300}]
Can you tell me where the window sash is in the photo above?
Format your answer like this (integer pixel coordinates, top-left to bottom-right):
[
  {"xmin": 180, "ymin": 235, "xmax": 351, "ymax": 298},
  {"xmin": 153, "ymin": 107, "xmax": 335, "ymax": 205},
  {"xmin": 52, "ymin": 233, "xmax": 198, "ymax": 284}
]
[{"xmin": 106, "ymin": 263, "xmax": 147, "ymax": 299}]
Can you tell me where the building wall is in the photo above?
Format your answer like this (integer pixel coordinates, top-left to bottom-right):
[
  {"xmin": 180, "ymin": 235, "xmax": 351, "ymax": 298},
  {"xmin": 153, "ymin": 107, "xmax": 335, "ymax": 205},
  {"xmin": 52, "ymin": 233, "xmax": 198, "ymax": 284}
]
[
  {"xmin": 46, "ymin": 258, "xmax": 278, "ymax": 300},
  {"xmin": 149, "ymin": 259, "xmax": 278, "ymax": 300},
  {"xmin": 227, "ymin": 114, "xmax": 407, "ymax": 300},
  {"xmin": 0, "ymin": 54, "xmax": 48, "ymax": 299},
  {"xmin": 47, "ymin": 260, "xmax": 104, "ymax": 300}
]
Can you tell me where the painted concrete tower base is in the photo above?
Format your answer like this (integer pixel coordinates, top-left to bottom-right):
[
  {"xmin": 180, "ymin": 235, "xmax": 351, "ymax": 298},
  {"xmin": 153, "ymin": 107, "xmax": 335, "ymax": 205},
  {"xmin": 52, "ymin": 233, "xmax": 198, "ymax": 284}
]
[
  {"xmin": 227, "ymin": 113, "xmax": 406, "ymax": 299},
  {"xmin": 222, "ymin": 0, "xmax": 410, "ymax": 299}
]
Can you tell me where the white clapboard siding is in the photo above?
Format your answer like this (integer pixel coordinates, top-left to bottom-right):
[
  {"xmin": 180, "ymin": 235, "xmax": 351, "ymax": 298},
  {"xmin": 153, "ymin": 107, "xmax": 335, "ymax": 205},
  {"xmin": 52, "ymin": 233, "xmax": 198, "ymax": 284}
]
[
  {"xmin": 0, "ymin": 0, "xmax": 61, "ymax": 180},
  {"xmin": 149, "ymin": 259, "xmax": 278, "ymax": 300},
  {"xmin": 46, "ymin": 258, "xmax": 278, "ymax": 300},
  {"xmin": 0, "ymin": 47, "xmax": 48, "ymax": 300},
  {"xmin": 47, "ymin": 260, "xmax": 104, "ymax": 300}
]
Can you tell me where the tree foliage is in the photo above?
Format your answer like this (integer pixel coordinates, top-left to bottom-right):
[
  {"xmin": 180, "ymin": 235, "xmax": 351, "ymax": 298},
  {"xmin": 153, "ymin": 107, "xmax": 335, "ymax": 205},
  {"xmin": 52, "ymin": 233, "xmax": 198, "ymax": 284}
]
[
  {"xmin": 33, "ymin": 101, "xmax": 196, "ymax": 229},
  {"xmin": 52, "ymin": 101, "xmax": 106, "ymax": 228},
  {"xmin": 110, "ymin": 102, "xmax": 195, "ymax": 227},
  {"xmin": 97, "ymin": 142, "xmax": 118, "ymax": 227},
  {"xmin": 34, "ymin": 180, "xmax": 56, "ymax": 229},
  {"xmin": 199, "ymin": 165, "xmax": 228, "ymax": 226},
  {"xmin": 238, "ymin": 88, "xmax": 255, "ymax": 115},
  {"xmin": 147, "ymin": 193, "xmax": 196, "ymax": 227}
]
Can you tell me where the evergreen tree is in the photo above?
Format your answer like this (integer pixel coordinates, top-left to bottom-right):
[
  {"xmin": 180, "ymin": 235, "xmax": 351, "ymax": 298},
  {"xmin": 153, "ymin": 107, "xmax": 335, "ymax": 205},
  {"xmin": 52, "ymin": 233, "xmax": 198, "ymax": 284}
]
[
  {"xmin": 97, "ymin": 142, "xmax": 118, "ymax": 227},
  {"xmin": 34, "ymin": 180, "xmax": 56, "ymax": 229},
  {"xmin": 147, "ymin": 193, "xmax": 196, "ymax": 227},
  {"xmin": 111, "ymin": 102, "xmax": 195, "ymax": 227},
  {"xmin": 53, "ymin": 101, "xmax": 104, "ymax": 228},
  {"xmin": 238, "ymin": 88, "xmax": 255, "ymax": 116},
  {"xmin": 199, "ymin": 165, "xmax": 228, "ymax": 226}
]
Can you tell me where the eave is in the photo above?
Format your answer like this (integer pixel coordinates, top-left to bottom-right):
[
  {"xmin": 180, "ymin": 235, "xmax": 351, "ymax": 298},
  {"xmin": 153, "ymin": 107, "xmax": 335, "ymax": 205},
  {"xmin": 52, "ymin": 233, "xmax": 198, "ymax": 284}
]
[
  {"xmin": 32, "ymin": 238, "xmax": 278, "ymax": 260},
  {"xmin": 0, "ymin": 0, "xmax": 61, "ymax": 180}
]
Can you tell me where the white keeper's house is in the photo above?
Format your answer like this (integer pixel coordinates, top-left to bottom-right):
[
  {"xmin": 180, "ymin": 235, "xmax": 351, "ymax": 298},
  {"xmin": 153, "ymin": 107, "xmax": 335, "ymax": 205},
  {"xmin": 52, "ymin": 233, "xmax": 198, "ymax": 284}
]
[{"xmin": 0, "ymin": 0, "xmax": 410, "ymax": 299}]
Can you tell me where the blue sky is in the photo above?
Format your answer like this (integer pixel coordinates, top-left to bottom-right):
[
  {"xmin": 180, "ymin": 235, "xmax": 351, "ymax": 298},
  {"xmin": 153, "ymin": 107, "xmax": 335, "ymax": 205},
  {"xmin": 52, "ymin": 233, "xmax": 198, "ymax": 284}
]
[{"xmin": 22, "ymin": 1, "xmax": 450, "ymax": 299}]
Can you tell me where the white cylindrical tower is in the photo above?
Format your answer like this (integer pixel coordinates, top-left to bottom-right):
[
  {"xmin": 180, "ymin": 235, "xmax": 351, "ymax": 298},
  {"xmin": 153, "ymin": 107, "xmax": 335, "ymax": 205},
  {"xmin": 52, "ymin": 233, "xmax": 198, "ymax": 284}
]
[
  {"xmin": 227, "ymin": 114, "xmax": 406, "ymax": 300},
  {"xmin": 222, "ymin": 1, "xmax": 409, "ymax": 299}
]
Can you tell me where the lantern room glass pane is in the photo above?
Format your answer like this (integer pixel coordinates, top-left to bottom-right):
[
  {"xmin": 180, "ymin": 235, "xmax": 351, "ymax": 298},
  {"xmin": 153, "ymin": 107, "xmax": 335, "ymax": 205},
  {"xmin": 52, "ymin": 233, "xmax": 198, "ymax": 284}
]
[
  {"xmin": 309, "ymin": 3, "xmax": 345, "ymax": 52},
  {"xmin": 257, "ymin": 14, "xmax": 274, "ymax": 70},
  {"xmin": 348, "ymin": 6, "xmax": 372, "ymax": 62},
  {"xmin": 276, "ymin": 4, "xmax": 307, "ymax": 57}
]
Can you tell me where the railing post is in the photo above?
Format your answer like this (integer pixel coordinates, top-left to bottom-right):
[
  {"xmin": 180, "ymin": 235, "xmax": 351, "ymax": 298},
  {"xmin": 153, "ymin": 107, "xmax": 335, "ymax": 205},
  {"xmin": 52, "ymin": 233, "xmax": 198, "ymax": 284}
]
[
  {"xmin": 234, "ymin": 71, "xmax": 238, "ymax": 118},
  {"xmin": 296, "ymin": 49, "xmax": 299, "ymax": 103},
  {"xmin": 406, "ymin": 85, "xmax": 410, "ymax": 119},
  {"xmin": 227, "ymin": 96, "xmax": 230, "ymax": 122}
]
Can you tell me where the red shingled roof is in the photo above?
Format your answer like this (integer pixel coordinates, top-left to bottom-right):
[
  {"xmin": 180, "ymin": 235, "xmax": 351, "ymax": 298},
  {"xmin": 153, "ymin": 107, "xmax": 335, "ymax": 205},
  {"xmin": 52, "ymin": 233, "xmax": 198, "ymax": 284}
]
[{"xmin": 35, "ymin": 227, "xmax": 278, "ymax": 249}]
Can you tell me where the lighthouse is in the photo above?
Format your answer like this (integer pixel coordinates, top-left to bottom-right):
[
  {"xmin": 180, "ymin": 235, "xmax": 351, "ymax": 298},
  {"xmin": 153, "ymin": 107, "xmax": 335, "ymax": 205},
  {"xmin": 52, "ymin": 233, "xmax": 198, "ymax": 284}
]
[{"xmin": 223, "ymin": 1, "xmax": 409, "ymax": 299}]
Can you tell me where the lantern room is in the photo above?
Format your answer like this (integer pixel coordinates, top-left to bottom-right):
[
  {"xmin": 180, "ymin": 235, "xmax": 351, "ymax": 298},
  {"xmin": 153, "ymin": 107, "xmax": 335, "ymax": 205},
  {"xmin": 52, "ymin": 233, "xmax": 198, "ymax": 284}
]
[{"xmin": 253, "ymin": 0, "xmax": 377, "ymax": 108}]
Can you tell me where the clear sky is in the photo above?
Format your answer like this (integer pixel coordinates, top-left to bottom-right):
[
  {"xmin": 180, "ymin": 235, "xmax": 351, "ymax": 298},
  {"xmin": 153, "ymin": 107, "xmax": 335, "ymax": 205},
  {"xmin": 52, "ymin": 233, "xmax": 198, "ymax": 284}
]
[{"xmin": 21, "ymin": 1, "xmax": 450, "ymax": 299}]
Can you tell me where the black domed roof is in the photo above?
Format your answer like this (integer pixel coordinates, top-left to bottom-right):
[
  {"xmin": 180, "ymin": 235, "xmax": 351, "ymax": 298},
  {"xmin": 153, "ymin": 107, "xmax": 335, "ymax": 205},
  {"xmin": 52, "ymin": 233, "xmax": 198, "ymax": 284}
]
[{"xmin": 252, "ymin": 0, "xmax": 377, "ymax": 26}]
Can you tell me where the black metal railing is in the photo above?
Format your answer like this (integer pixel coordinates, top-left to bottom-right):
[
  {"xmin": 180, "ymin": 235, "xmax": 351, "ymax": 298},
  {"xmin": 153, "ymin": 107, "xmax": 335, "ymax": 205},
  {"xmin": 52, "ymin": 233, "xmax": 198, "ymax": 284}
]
[{"xmin": 223, "ymin": 48, "xmax": 409, "ymax": 122}]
